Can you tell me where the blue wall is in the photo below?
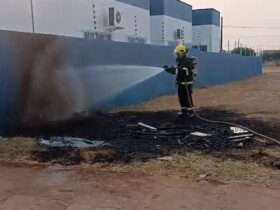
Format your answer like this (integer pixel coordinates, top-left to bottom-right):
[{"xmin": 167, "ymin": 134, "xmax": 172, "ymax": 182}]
[
  {"xmin": 190, "ymin": 49, "xmax": 262, "ymax": 87},
  {"xmin": 0, "ymin": 31, "xmax": 262, "ymax": 134},
  {"xmin": 0, "ymin": 32, "xmax": 23, "ymax": 133},
  {"xmin": 193, "ymin": 9, "xmax": 220, "ymax": 26},
  {"xmin": 150, "ymin": 0, "xmax": 192, "ymax": 22}
]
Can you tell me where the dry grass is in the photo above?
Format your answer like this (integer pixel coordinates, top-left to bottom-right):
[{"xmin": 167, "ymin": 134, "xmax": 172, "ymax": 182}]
[
  {"xmin": 0, "ymin": 136, "xmax": 278, "ymax": 184},
  {"xmin": 80, "ymin": 152, "xmax": 277, "ymax": 184},
  {"xmin": 0, "ymin": 137, "xmax": 39, "ymax": 161}
]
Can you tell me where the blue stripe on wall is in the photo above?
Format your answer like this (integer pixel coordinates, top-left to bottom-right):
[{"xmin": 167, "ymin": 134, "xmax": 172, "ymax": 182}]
[
  {"xmin": 0, "ymin": 32, "xmax": 22, "ymax": 134},
  {"xmin": 150, "ymin": 0, "xmax": 192, "ymax": 22},
  {"xmin": 116, "ymin": 0, "xmax": 150, "ymax": 10},
  {"xmin": 0, "ymin": 39, "xmax": 7, "ymax": 132},
  {"xmin": 192, "ymin": 9, "xmax": 220, "ymax": 26},
  {"xmin": 190, "ymin": 49, "xmax": 262, "ymax": 87}
]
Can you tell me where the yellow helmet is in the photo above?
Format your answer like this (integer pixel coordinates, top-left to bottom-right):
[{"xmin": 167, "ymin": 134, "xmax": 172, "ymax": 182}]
[{"xmin": 175, "ymin": 44, "xmax": 188, "ymax": 55}]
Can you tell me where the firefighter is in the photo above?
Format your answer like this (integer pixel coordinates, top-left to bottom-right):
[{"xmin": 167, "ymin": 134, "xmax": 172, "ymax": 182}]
[{"xmin": 164, "ymin": 44, "xmax": 196, "ymax": 117}]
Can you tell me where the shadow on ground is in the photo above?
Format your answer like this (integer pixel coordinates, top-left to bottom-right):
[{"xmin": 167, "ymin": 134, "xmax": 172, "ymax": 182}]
[{"xmin": 4, "ymin": 107, "xmax": 280, "ymax": 166}]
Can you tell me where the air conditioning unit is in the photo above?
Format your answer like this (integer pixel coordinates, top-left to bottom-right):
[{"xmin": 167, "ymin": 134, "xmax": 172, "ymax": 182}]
[
  {"xmin": 175, "ymin": 29, "xmax": 184, "ymax": 39},
  {"xmin": 108, "ymin": 7, "xmax": 123, "ymax": 26}
]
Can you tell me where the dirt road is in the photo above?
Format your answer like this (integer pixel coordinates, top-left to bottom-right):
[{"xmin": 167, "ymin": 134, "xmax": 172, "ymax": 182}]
[
  {"xmin": 1, "ymin": 66, "xmax": 280, "ymax": 210},
  {"xmin": 1, "ymin": 165, "xmax": 280, "ymax": 210}
]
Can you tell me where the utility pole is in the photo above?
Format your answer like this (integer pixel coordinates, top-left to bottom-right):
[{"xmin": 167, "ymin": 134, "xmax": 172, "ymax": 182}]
[
  {"xmin": 220, "ymin": 16, "xmax": 223, "ymax": 53},
  {"xmin": 227, "ymin": 40, "xmax": 230, "ymax": 53},
  {"xmin": 30, "ymin": 0, "xmax": 35, "ymax": 33}
]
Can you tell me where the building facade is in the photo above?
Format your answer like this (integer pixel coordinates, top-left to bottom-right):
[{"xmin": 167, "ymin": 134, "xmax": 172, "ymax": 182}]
[
  {"xmin": 192, "ymin": 9, "xmax": 221, "ymax": 52},
  {"xmin": 150, "ymin": 0, "xmax": 192, "ymax": 46},
  {"xmin": 33, "ymin": 0, "xmax": 151, "ymax": 43},
  {"xmin": 0, "ymin": 0, "xmax": 221, "ymax": 52}
]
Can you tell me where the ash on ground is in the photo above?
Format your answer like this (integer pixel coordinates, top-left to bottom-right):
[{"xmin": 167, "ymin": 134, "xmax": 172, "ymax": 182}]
[{"xmin": 7, "ymin": 109, "xmax": 277, "ymax": 163}]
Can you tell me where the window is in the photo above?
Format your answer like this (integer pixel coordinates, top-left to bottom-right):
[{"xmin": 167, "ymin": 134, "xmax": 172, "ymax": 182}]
[
  {"xmin": 84, "ymin": 31, "xmax": 112, "ymax": 41},
  {"xmin": 200, "ymin": 45, "xmax": 208, "ymax": 52},
  {"xmin": 128, "ymin": 36, "xmax": 146, "ymax": 44}
]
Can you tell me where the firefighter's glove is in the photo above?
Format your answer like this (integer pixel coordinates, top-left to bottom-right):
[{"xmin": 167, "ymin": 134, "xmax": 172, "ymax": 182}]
[
  {"xmin": 163, "ymin": 66, "xmax": 176, "ymax": 74},
  {"xmin": 163, "ymin": 65, "xmax": 169, "ymax": 70}
]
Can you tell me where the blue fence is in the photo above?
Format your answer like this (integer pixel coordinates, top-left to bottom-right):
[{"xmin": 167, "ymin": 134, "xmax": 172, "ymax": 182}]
[
  {"xmin": 190, "ymin": 50, "xmax": 262, "ymax": 87},
  {"xmin": 0, "ymin": 30, "xmax": 262, "ymax": 134}
]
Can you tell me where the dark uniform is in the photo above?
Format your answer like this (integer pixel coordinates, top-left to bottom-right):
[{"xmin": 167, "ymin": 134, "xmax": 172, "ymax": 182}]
[{"xmin": 165, "ymin": 56, "xmax": 196, "ymax": 115}]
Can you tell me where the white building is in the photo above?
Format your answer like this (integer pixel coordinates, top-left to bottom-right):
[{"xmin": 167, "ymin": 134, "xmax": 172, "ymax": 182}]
[
  {"xmin": 192, "ymin": 9, "xmax": 221, "ymax": 52},
  {"xmin": 0, "ymin": 0, "xmax": 222, "ymax": 52},
  {"xmin": 150, "ymin": 0, "xmax": 192, "ymax": 46},
  {"xmin": 0, "ymin": 0, "xmax": 151, "ymax": 43},
  {"xmin": 35, "ymin": 0, "xmax": 151, "ymax": 43}
]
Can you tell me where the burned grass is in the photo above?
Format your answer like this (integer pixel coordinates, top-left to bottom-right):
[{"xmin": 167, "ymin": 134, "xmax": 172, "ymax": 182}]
[
  {"xmin": 3, "ymin": 108, "xmax": 280, "ymax": 169},
  {"xmin": 2, "ymin": 106, "xmax": 280, "ymax": 184}
]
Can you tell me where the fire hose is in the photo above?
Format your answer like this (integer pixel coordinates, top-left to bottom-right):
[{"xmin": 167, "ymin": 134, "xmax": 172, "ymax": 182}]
[{"xmin": 185, "ymin": 83, "xmax": 280, "ymax": 146}]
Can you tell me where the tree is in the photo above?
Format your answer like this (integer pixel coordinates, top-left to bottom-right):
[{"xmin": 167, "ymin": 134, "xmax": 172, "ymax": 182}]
[{"xmin": 231, "ymin": 47, "xmax": 256, "ymax": 56}]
